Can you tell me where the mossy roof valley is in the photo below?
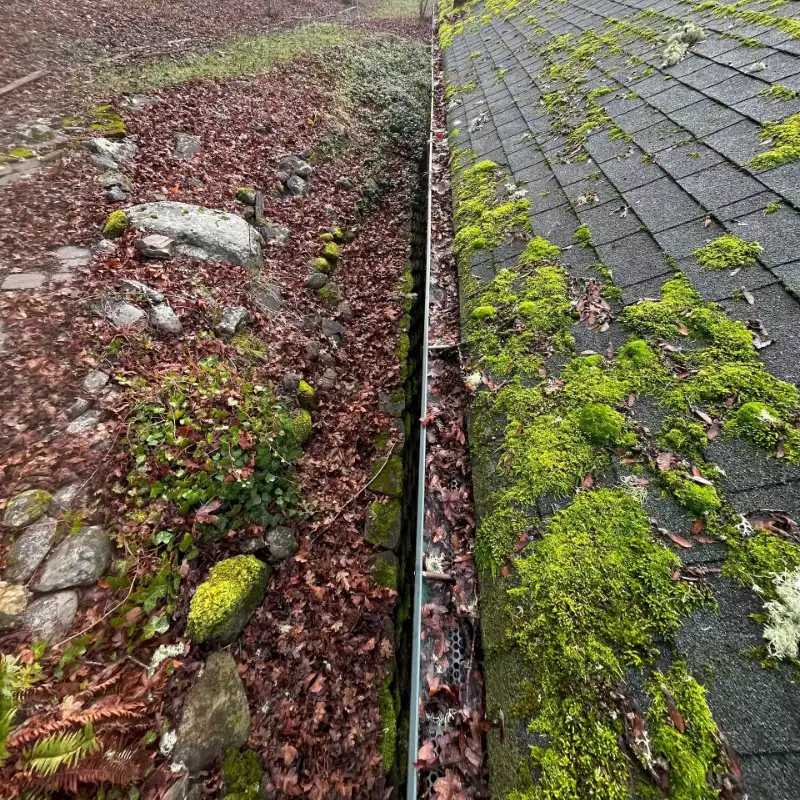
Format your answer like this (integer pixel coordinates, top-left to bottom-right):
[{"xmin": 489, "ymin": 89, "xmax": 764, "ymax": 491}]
[{"xmin": 442, "ymin": 0, "xmax": 800, "ymax": 796}]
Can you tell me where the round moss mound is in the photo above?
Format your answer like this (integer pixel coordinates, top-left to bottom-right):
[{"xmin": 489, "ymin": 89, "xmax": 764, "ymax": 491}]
[
  {"xmin": 618, "ymin": 339, "xmax": 658, "ymax": 369},
  {"xmin": 730, "ymin": 401, "xmax": 782, "ymax": 447},
  {"xmin": 291, "ymin": 409, "xmax": 313, "ymax": 443},
  {"xmin": 665, "ymin": 472, "xmax": 721, "ymax": 516},
  {"xmin": 471, "ymin": 305, "xmax": 497, "ymax": 320},
  {"xmin": 221, "ymin": 747, "xmax": 264, "ymax": 800},
  {"xmin": 578, "ymin": 403, "xmax": 626, "ymax": 446},
  {"xmin": 308, "ymin": 256, "xmax": 332, "ymax": 275},
  {"xmin": 103, "ymin": 209, "xmax": 129, "ymax": 239},
  {"xmin": 296, "ymin": 380, "xmax": 316, "ymax": 410},
  {"xmin": 322, "ymin": 242, "xmax": 340, "ymax": 263}
]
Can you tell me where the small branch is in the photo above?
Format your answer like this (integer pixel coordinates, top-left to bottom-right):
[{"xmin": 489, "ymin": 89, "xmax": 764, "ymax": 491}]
[
  {"xmin": 422, "ymin": 570, "xmax": 455, "ymax": 582},
  {"xmin": 0, "ymin": 69, "xmax": 47, "ymax": 97}
]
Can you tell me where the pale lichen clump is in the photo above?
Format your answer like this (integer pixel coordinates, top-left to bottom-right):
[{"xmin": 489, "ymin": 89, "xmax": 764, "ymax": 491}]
[{"xmin": 763, "ymin": 566, "xmax": 800, "ymax": 660}]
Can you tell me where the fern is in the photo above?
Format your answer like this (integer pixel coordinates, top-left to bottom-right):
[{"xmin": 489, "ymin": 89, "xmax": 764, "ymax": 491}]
[
  {"xmin": 24, "ymin": 724, "xmax": 99, "ymax": 777},
  {"xmin": 0, "ymin": 655, "xmax": 42, "ymax": 764}
]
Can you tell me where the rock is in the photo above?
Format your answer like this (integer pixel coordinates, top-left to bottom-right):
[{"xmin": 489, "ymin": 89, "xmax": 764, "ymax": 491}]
[
  {"xmin": 265, "ymin": 526, "xmax": 299, "ymax": 560},
  {"xmin": 150, "ymin": 303, "xmax": 182, "ymax": 334},
  {"xmin": 305, "ymin": 342, "xmax": 320, "ymax": 361},
  {"xmin": 299, "ymin": 148, "xmax": 314, "ymax": 160},
  {"xmin": 22, "ymin": 590, "xmax": 78, "ymax": 643},
  {"xmin": 51, "ymin": 484, "xmax": 82, "ymax": 511},
  {"xmin": 322, "ymin": 318, "xmax": 345, "ymax": 343},
  {"xmin": 296, "ymin": 381, "xmax": 316, "ymax": 410},
  {"xmin": 53, "ymin": 245, "xmax": 91, "ymax": 271},
  {"xmin": 68, "ymin": 397, "xmax": 91, "ymax": 420},
  {"xmin": 368, "ymin": 454, "xmax": 404, "ymax": 498},
  {"xmin": 337, "ymin": 301, "xmax": 353, "ymax": 322},
  {"xmin": 98, "ymin": 299, "xmax": 146, "ymax": 326},
  {"xmin": 136, "ymin": 234, "xmax": 175, "ymax": 260},
  {"xmin": 103, "ymin": 210, "xmax": 129, "ymax": 238},
  {"xmin": 172, "ymin": 651, "xmax": 251, "ymax": 774},
  {"xmin": 364, "ymin": 499, "xmax": 401, "ymax": 551},
  {"xmin": 3, "ymin": 489, "xmax": 52, "ymax": 528},
  {"xmin": 98, "ymin": 171, "xmax": 131, "ymax": 190},
  {"xmin": 318, "ymin": 368, "xmax": 337, "ymax": 392},
  {"xmin": 107, "ymin": 185, "xmax": 129, "ymax": 203},
  {"xmin": 0, "ymin": 582, "xmax": 29, "ymax": 631},
  {"xmin": 122, "ymin": 94, "xmax": 163, "ymax": 111},
  {"xmin": 278, "ymin": 155, "xmax": 302, "ymax": 173},
  {"xmin": 248, "ymin": 281, "xmax": 283, "ymax": 314},
  {"xmin": 378, "ymin": 390, "xmax": 404, "ymax": 417},
  {"xmin": 252, "ymin": 120, "xmax": 273, "ymax": 134},
  {"xmin": 88, "ymin": 137, "xmax": 137, "ymax": 170},
  {"xmin": 305, "ymin": 272, "xmax": 328, "ymax": 290},
  {"xmin": 163, "ymin": 774, "xmax": 201, "ymax": 800},
  {"xmin": 119, "ymin": 278, "xmax": 165, "ymax": 305},
  {"xmin": 282, "ymin": 373, "xmax": 301, "ymax": 392},
  {"xmin": 33, "ymin": 526, "xmax": 112, "ymax": 592},
  {"xmin": 92, "ymin": 239, "xmax": 117, "ymax": 255},
  {"xmin": 1, "ymin": 272, "xmax": 46, "ymax": 291},
  {"xmin": 296, "ymin": 163, "xmax": 313, "ymax": 179},
  {"xmin": 66, "ymin": 409, "xmax": 101, "ymax": 434},
  {"xmin": 319, "ymin": 350, "xmax": 335, "ymax": 368},
  {"xmin": 276, "ymin": 171, "xmax": 291, "ymax": 185},
  {"xmin": 4, "ymin": 517, "xmax": 58, "ymax": 583},
  {"xmin": 83, "ymin": 370, "xmax": 110, "ymax": 394},
  {"xmin": 257, "ymin": 220, "xmax": 290, "ymax": 245},
  {"xmin": 21, "ymin": 122, "xmax": 58, "ymax": 143},
  {"xmin": 235, "ymin": 187, "xmax": 256, "ymax": 206},
  {"xmin": 285, "ymin": 175, "xmax": 307, "ymax": 196},
  {"xmin": 126, "ymin": 202, "xmax": 262, "ymax": 272},
  {"xmin": 186, "ymin": 555, "xmax": 270, "ymax": 644},
  {"xmin": 370, "ymin": 550, "xmax": 398, "ymax": 590},
  {"xmin": 217, "ymin": 306, "xmax": 250, "ymax": 339},
  {"xmin": 173, "ymin": 133, "xmax": 202, "ymax": 160}
]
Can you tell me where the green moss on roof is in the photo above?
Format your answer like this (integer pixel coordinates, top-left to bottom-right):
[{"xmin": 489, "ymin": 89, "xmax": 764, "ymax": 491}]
[{"xmin": 694, "ymin": 234, "xmax": 762, "ymax": 271}]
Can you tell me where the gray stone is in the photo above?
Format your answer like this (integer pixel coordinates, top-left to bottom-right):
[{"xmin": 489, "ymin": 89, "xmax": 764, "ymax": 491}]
[
  {"xmin": 258, "ymin": 220, "xmax": 290, "ymax": 245},
  {"xmin": 318, "ymin": 368, "xmax": 337, "ymax": 391},
  {"xmin": 107, "ymin": 185, "xmax": 130, "ymax": 203},
  {"xmin": 22, "ymin": 590, "xmax": 78, "ymax": 643},
  {"xmin": 337, "ymin": 301, "xmax": 353, "ymax": 322},
  {"xmin": 119, "ymin": 279, "xmax": 165, "ymax": 305},
  {"xmin": 98, "ymin": 299, "xmax": 146, "ymax": 326},
  {"xmin": 4, "ymin": 517, "xmax": 58, "ymax": 583},
  {"xmin": 364, "ymin": 499, "xmax": 401, "ymax": 551},
  {"xmin": 173, "ymin": 133, "xmax": 202, "ymax": 160},
  {"xmin": 92, "ymin": 239, "xmax": 117, "ymax": 255},
  {"xmin": 68, "ymin": 397, "xmax": 91, "ymax": 419},
  {"xmin": 150, "ymin": 303, "xmax": 183, "ymax": 334},
  {"xmin": 82, "ymin": 370, "xmax": 110, "ymax": 394},
  {"xmin": 278, "ymin": 155, "xmax": 302, "ymax": 173},
  {"xmin": 172, "ymin": 651, "xmax": 251, "ymax": 774},
  {"xmin": 66, "ymin": 409, "xmax": 102, "ymax": 434},
  {"xmin": 163, "ymin": 774, "xmax": 201, "ymax": 800},
  {"xmin": 33, "ymin": 525, "xmax": 112, "ymax": 592},
  {"xmin": 97, "ymin": 172, "xmax": 131, "ymax": 190},
  {"xmin": 3, "ymin": 489, "xmax": 53, "ymax": 528},
  {"xmin": 265, "ymin": 526, "xmax": 299, "ymax": 560},
  {"xmin": 282, "ymin": 373, "xmax": 301, "ymax": 392},
  {"xmin": 285, "ymin": 175, "xmax": 307, "ymax": 196},
  {"xmin": 248, "ymin": 281, "xmax": 283, "ymax": 313},
  {"xmin": 53, "ymin": 245, "xmax": 91, "ymax": 271},
  {"xmin": 217, "ymin": 306, "xmax": 251, "ymax": 339},
  {"xmin": 0, "ymin": 582, "xmax": 29, "ymax": 631},
  {"xmin": 305, "ymin": 272, "xmax": 328, "ymax": 290},
  {"xmin": 321, "ymin": 318, "xmax": 345, "ymax": 341},
  {"xmin": 1, "ymin": 272, "xmax": 46, "ymax": 291},
  {"xmin": 51, "ymin": 484, "xmax": 81, "ymax": 511},
  {"xmin": 296, "ymin": 162, "xmax": 313, "ymax": 179},
  {"xmin": 88, "ymin": 137, "xmax": 137, "ymax": 170},
  {"xmin": 335, "ymin": 177, "xmax": 354, "ymax": 190},
  {"xmin": 305, "ymin": 342, "xmax": 320, "ymax": 361},
  {"xmin": 125, "ymin": 202, "xmax": 262, "ymax": 272},
  {"xmin": 122, "ymin": 94, "xmax": 162, "ymax": 111}
]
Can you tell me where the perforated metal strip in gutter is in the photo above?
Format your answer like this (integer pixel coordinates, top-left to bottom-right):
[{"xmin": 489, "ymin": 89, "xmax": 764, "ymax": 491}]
[{"xmin": 405, "ymin": 49, "xmax": 435, "ymax": 800}]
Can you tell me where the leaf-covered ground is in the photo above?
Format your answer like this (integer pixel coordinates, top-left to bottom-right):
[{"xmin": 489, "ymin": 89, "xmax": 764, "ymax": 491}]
[{"xmin": 1, "ymin": 13, "xmax": 431, "ymax": 799}]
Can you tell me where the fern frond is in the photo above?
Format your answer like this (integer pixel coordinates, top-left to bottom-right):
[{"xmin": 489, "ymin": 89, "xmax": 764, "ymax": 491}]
[
  {"xmin": 24, "ymin": 724, "xmax": 99, "ymax": 777},
  {"xmin": 15, "ymin": 752, "xmax": 145, "ymax": 794}
]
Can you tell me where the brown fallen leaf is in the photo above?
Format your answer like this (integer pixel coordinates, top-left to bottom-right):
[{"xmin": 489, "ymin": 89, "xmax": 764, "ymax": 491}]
[{"xmin": 667, "ymin": 532, "xmax": 694, "ymax": 548}]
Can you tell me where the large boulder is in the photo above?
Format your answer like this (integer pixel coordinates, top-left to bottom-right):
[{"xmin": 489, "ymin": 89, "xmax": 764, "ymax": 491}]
[
  {"xmin": 185, "ymin": 555, "xmax": 270, "ymax": 644},
  {"xmin": 32, "ymin": 526, "xmax": 112, "ymax": 592},
  {"xmin": 172, "ymin": 651, "xmax": 251, "ymax": 773},
  {"xmin": 22, "ymin": 590, "xmax": 78, "ymax": 643},
  {"xmin": 4, "ymin": 516, "xmax": 58, "ymax": 583},
  {"xmin": 2, "ymin": 489, "xmax": 52, "ymax": 528},
  {"xmin": 126, "ymin": 202, "xmax": 262, "ymax": 272}
]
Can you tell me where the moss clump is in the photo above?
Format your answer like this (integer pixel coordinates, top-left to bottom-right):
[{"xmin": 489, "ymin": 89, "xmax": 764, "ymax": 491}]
[
  {"xmin": 320, "ymin": 232, "xmax": 334, "ymax": 242},
  {"xmin": 318, "ymin": 283, "xmax": 342, "ymax": 305},
  {"xmin": 368, "ymin": 454, "xmax": 404, "ymax": 497},
  {"xmin": 578, "ymin": 403, "xmax": 627, "ymax": 446},
  {"xmin": 308, "ymin": 256, "xmax": 332, "ymax": 275},
  {"xmin": 726, "ymin": 401, "xmax": 782, "ymax": 448},
  {"xmin": 507, "ymin": 489, "xmax": 700, "ymax": 799},
  {"xmin": 322, "ymin": 242, "xmax": 340, "ymax": 263},
  {"xmin": 90, "ymin": 105, "xmax": 127, "ymax": 138},
  {"xmin": 621, "ymin": 275, "xmax": 700, "ymax": 340},
  {"xmin": 378, "ymin": 679, "xmax": 397, "ymax": 773},
  {"xmin": 519, "ymin": 236, "xmax": 561, "ymax": 265},
  {"xmin": 659, "ymin": 417, "xmax": 707, "ymax": 457},
  {"xmin": 694, "ymin": 234, "xmax": 762, "ymax": 271},
  {"xmin": 663, "ymin": 472, "xmax": 721, "ymax": 516},
  {"xmin": 750, "ymin": 113, "xmax": 800, "ymax": 170},
  {"xmin": 7, "ymin": 146, "xmax": 35, "ymax": 160},
  {"xmin": 724, "ymin": 528, "xmax": 800, "ymax": 598},
  {"xmin": 472, "ymin": 305, "xmax": 497, "ymax": 320},
  {"xmin": 452, "ymin": 158, "xmax": 531, "ymax": 259},
  {"xmin": 365, "ymin": 498, "xmax": 402, "ymax": 548},
  {"xmin": 296, "ymin": 380, "xmax": 316, "ymax": 409},
  {"xmin": 646, "ymin": 663, "xmax": 723, "ymax": 800},
  {"xmin": 291, "ymin": 409, "xmax": 313, "ymax": 443},
  {"xmin": 574, "ymin": 223, "xmax": 592, "ymax": 248},
  {"xmin": 235, "ymin": 186, "xmax": 256, "ymax": 205},
  {"xmin": 186, "ymin": 555, "xmax": 270, "ymax": 644},
  {"xmin": 617, "ymin": 339, "xmax": 657, "ymax": 369},
  {"xmin": 221, "ymin": 748, "xmax": 263, "ymax": 800},
  {"xmin": 103, "ymin": 209, "xmax": 129, "ymax": 239},
  {"xmin": 372, "ymin": 553, "xmax": 397, "ymax": 589}
]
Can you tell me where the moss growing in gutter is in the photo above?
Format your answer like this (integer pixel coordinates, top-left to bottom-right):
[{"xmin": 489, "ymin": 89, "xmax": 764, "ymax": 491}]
[{"xmin": 378, "ymin": 678, "xmax": 397, "ymax": 772}]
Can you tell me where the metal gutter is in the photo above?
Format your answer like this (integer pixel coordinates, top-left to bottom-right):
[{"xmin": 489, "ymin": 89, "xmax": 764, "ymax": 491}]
[{"xmin": 405, "ymin": 47, "xmax": 436, "ymax": 800}]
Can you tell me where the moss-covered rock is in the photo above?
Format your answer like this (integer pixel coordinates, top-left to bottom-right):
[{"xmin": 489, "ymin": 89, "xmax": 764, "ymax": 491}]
[
  {"xmin": 103, "ymin": 209, "xmax": 129, "ymax": 239},
  {"xmin": 378, "ymin": 678, "xmax": 397, "ymax": 773},
  {"xmin": 2, "ymin": 489, "xmax": 52, "ymax": 529},
  {"xmin": 364, "ymin": 498, "xmax": 402, "ymax": 550},
  {"xmin": 296, "ymin": 380, "xmax": 316, "ymax": 410},
  {"xmin": 322, "ymin": 242, "xmax": 340, "ymax": 263},
  {"xmin": 291, "ymin": 409, "xmax": 313, "ymax": 443},
  {"xmin": 221, "ymin": 748, "xmax": 264, "ymax": 800},
  {"xmin": 186, "ymin": 555, "xmax": 270, "ymax": 644},
  {"xmin": 235, "ymin": 187, "xmax": 257, "ymax": 206},
  {"xmin": 308, "ymin": 256, "xmax": 332, "ymax": 275},
  {"xmin": 371, "ymin": 550, "xmax": 398, "ymax": 589},
  {"xmin": 368, "ymin": 454, "xmax": 403, "ymax": 497}
]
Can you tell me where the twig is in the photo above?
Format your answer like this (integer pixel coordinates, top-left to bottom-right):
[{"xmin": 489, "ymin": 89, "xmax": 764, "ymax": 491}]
[
  {"xmin": 0, "ymin": 69, "xmax": 48, "ymax": 97},
  {"xmin": 422, "ymin": 570, "xmax": 455, "ymax": 582},
  {"xmin": 52, "ymin": 577, "xmax": 137, "ymax": 651}
]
